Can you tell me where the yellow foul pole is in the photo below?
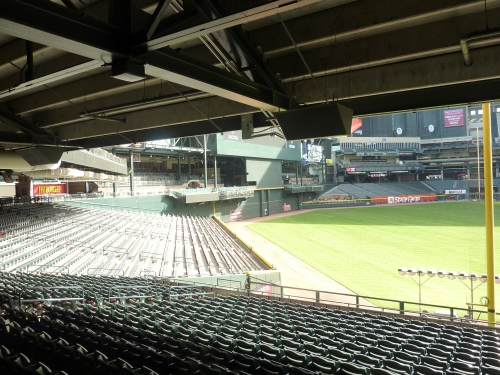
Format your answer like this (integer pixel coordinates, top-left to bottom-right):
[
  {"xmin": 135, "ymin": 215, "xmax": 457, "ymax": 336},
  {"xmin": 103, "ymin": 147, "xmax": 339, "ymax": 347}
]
[{"xmin": 482, "ymin": 103, "xmax": 496, "ymax": 326}]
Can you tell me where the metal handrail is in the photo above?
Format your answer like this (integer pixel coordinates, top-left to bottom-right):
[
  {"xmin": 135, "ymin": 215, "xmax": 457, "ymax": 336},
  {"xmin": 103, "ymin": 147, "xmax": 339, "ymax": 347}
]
[
  {"xmin": 26, "ymin": 265, "xmax": 69, "ymax": 274},
  {"xmin": 248, "ymin": 281, "xmax": 500, "ymax": 324},
  {"xmin": 140, "ymin": 270, "xmax": 157, "ymax": 278},
  {"xmin": 107, "ymin": 284, "xmax": 153, "ymax": 303},
  {"xmin": 103, "ymin": 245, "xmax": 129, "ymax": 256},
  {"xmin": 18, "ymin": 285, "xmax": 84, "ymax": 305},
  {"xmin": 87, "ymin": 268, "xmax": 124, "ymax": 277},
  {"xmin": 139, "ymin": 251, "xmax": 163, "ymax": 261}
]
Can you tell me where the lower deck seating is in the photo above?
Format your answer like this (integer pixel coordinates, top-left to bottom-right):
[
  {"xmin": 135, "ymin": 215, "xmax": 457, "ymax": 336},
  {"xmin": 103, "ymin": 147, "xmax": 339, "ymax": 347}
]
[
  {"xmin": 0, "ymin": 203, "xmax": 265, "ymax": 278},
  {"xmin": 1, "ymin": 272, "xmax": 499, "ymax": 375}
]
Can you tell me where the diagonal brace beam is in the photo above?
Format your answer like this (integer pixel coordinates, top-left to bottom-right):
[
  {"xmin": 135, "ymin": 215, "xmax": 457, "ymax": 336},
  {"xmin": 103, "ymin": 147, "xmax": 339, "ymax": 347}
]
[
  {"xmin": 145, "ymin": 0, "xmax": 172, "ymax": 40},
  {"xmin": 141, "ymin": 50, "xmax": 291, "ymax": 111},
  {"xmin": 0, "ymin": 107, "xmax": 53, "ymax": 137}
]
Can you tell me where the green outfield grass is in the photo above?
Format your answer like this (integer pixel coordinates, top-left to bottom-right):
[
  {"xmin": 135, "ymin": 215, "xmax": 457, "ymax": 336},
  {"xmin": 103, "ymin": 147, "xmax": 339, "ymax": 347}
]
[{"xmin": 248, "ymin": 202, "xmax": 500, "ymax": 316}]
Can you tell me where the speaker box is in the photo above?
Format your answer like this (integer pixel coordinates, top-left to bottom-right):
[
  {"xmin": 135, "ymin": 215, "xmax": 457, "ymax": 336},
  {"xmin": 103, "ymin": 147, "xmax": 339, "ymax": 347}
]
[
  {"xmin": 274, "ymin": 103, "xmax": 353, "ymax": 140},
  {"xmin": 324, "ymin": 139, "xmax": 332, "ymax": 160},
  {"xmin": 16, "ymin": 147, "xmax": 64, "ymax": 166},
  {"xmin": 241, "ymin": 113, "xmax": 254, "ymax": 140}
]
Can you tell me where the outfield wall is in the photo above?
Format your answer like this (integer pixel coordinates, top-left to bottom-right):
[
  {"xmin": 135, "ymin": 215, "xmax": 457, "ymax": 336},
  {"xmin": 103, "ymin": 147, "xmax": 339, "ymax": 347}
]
[{"xmin": 59, "ymin": 189, "xmax": 318, "ymax": 222}]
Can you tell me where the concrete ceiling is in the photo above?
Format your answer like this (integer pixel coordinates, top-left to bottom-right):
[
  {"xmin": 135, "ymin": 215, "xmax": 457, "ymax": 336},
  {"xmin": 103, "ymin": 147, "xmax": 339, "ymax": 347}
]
[{"xmin": 1, "ymin": 0, "xmax": 500, "ymax": 149}]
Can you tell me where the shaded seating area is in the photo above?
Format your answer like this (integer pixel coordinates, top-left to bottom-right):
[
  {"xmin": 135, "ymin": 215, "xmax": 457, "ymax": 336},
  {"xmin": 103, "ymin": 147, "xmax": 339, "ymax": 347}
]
[{"xmin": 1, "ymin": 272, "xmax": 499, "ymax": 375}]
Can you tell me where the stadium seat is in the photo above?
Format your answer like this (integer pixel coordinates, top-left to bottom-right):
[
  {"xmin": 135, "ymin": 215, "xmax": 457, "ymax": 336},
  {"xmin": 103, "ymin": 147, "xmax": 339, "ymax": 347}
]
[
  {"xmin": 419, "ymin": 356, "xmax": 449, "ymax": 371},
  {"xmin": 413, "ymin": 364, "xmax": 446, "ymax": 375},
  {"xmin": 481, "ymin": 367, "xmax": 500, "ymax": 375},
  {"xmin": 382, "ymin": 359, "xmax": 413, "ymax": 375},
  {"xmin": 482, "ymin": 356, "xmax": 500, "ymax": 368},
  {"xmin": 425, "ymin": 348, "xmax": 451, "ymax": 362},
  {"xmin": 339, "ymin": 362, "xmax": 370, "ymax": 375},
  {"xmin": 310, "ymin": 355, "xmax": 338, "ymax": 374},
  {"xmin": 447, "ymin": 360, "xmax": 480, "ymax": 375},
  {"xmin": 353, "ymin": 354, "xmax": 383, "ymax": 368},
  {"xmin": 392, "ymin": 351, "xmax": 418, "ymax": 365},
  {"xmin": 365, "ymin": 347, "xmax": 392, "ymax": 360}
]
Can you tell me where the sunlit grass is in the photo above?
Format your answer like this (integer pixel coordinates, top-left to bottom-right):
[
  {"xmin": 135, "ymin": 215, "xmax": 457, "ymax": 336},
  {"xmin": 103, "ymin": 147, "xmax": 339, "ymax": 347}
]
[{"xmin": 248, "ymin": 202, "xmax": 500, "ymax": 317}]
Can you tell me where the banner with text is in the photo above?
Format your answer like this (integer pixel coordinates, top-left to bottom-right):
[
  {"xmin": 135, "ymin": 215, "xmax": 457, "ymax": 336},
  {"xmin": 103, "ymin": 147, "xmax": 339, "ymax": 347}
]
[
  {"xmin": 33, "ymin": 184, "xmax": 66, "ymax": 195},
  {"xmin": 444, "ymin": 109, "xmax": 465, "ymax": 127},
  {"xmin": 230, "ymin": 210, "xmax": 242, "ymax": 221}
]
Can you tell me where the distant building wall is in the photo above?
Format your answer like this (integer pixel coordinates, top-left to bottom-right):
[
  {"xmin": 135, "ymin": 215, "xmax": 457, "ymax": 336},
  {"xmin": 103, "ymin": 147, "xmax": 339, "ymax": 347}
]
[{"xmin": 246, "ymin": 159, "xmax": 282, "ymax": 189}]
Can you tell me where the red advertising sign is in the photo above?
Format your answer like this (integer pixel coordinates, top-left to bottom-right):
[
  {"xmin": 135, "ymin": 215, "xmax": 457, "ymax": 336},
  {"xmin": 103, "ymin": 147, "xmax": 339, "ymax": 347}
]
[
  {"xmin": 444, "ymin": 109, "xmax": 464, "ymax": 127},
  {"xmin": 230, "ymin": 210, "xmax": 242, "ymax": 221},
  {"xmin": 33, "ymin": 184, "xmax": 66, "ymax": 195},
  {"xmin": 346, "ymin": 167, "xmax": 357, "ymax": 172}
]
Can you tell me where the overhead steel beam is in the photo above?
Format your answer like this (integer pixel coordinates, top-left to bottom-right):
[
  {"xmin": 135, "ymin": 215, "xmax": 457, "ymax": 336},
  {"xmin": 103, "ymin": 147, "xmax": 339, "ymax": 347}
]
[
  {"xmin": 64, "ymin": 112, "xmax": 273, "ymax": 148},
  {"xmin": 0, "ymin": 132, "xmax": 59, "ymax": 145},
  {"xmin": 0, "ymin": 59, "xmax": 101, "ymax": 101},
  {"xmin": 0, "ymin": 107, "xmax": 53, "ymax": 136},
  {"xmin": 142, "ymin": 50, "xmax": 291, "ymax": 111},
  {"xmin": 141, "ymin": 0, "xmax": 325, "ymax": 51},
  {"xmin": 0, "ymin": 0, "xmax": 291, "ymax": 111},
  {"xmin": 335, "ymin": 78, "xmax": 500, "ymax": 117},
  {"xmin": 0, "ymin": 0, "xmax": 127, "ymax": 62}
]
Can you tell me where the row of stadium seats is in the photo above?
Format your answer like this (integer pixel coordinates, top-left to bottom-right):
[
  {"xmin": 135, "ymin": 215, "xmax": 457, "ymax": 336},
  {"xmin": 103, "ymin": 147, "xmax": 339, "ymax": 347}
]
[
  {"xmin": 0, "ymin": 203, "xmax": 264, "ymax": 278},
  {"xmin": 1, "ymin": 272, "xmax": 500, "ymax": 375}
]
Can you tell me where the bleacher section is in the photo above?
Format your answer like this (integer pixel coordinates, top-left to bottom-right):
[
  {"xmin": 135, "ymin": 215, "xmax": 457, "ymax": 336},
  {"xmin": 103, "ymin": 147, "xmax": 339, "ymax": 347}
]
[
  {"xmin": 1, "ymin": 272, "xmax": 499, "ymax": 375},
  {"xmin": 0, "ymin": 203, "xmax": 265, "ymax": 278},
  {"xmin": 323, "ymin": 182, "xmax": 440, "ymax": 199}
]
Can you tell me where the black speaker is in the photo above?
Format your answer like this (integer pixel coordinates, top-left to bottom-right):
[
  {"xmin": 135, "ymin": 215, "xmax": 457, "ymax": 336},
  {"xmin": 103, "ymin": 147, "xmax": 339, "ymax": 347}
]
[
  {"xmin": 274, "ymin": 103, "xmax": 353, "ymax": 141},
  {"xmin": 324, "ymin": 139, "xmax": 332, "ymax": 160}
]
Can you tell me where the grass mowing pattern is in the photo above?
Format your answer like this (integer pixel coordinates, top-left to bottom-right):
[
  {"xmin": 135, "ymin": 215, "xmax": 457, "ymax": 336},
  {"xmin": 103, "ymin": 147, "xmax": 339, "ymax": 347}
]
[{"xmin": 248, "ymin": 202, "xmax": 500, "ymax": 315}]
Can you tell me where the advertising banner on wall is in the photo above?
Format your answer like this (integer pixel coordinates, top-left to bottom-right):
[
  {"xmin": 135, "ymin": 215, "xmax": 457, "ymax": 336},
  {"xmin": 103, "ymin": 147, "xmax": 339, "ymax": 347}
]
[
  {"xmin": 230, "ymin": 210, "xmax": 242, "ymax": 221},
  {"xmin": 444, "ymin": 109, "xmax": 465, "ymax": 127},
  {"xmin": 383, "ymin": 195, "xmax": 436, "ymax": 204},
  {"xmin": 350, "ymin": 118, "xmax": 363, "ymax": 136},
  {"xmin": 33, "ymin": 184, "xmax": 66, "ymax": 195},
  {"xmin": 445, "ymin": 190, "xmax": 467, "ymax": 194}
]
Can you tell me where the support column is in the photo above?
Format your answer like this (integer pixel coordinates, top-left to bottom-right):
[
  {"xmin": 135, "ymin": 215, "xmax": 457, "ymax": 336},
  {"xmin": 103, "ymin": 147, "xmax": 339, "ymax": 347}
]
[
  {"xmin": 203, "ymin": 135, "xmax": 208, "ymax": 188},
  {"xmin": 482, "ymin": 103, "xmax": 496, "ymax": 327},
  {"xmin": 496, "ymin": 163, "xmax": 499, "ymax": 178},
  {"xmin": 177, "ymin": 152, "xmax": 181, "ymax": 183},
  {"xmin": 467, "ymin": 164, "xmax": 471, "ymax": 179},
  {"xmin": 295, "ymin": 162, "xmax": 299, "ymax": 185},
  {"xmin": 214, "ymin": 155, "xmax": 218, "ymax": 189},
  {"xmin": 440, "ymin": 166, "xmax": 444, "ymax": 180},
  {"xmin": 300, "ymin": 163, "xmax": 303, "ymax": 186},
  {"xmin": 188, "ymin": 154, "xmax": 191, "ymax": 178},
  {"xmin": 129, "ymin": 149, "xmax": 134, "ymax": 195}
]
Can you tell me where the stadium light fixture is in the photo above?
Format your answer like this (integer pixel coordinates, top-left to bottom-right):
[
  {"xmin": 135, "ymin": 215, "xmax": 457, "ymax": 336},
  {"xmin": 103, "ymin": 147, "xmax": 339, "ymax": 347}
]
[
  {"xmin": 398, "ymin": 267, "xmax": 435, "ymax": 313},
  {"xmin": 444, "ymin": 270, "xmax": 488, "ymax": 316},
  {"xmin": 437, "ymin": 270, "xmax": 447, "ymax": 278}
]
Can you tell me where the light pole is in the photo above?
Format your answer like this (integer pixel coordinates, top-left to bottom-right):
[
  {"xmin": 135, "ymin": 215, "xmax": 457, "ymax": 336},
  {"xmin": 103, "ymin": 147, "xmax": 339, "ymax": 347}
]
[
  {"xmin": 398, "ymin": 268, "xmax": 436, "ymax": 312},
  {"xmin": 446, "ymin": 271, "xmax": 494, "ymax": 319}
]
